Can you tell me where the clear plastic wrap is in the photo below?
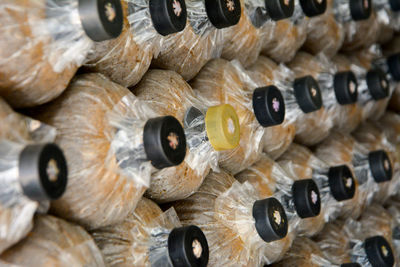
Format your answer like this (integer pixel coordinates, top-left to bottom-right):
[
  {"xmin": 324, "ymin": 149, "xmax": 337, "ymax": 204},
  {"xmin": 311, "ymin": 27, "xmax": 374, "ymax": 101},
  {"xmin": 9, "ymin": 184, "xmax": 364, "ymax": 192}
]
[
  {"xmin": 31, "ymin": 73, "xmax": 188, "ymax": 229},
  {"xmin": 190, "ymin": 59, "xmax": 266, "ymax": 174},
  {"xmin": 173, "ymin": 170, "xmax": 290, "ymax": 266},
  {"xmin": 314, "ymin": 131, "xmax": 392, "ymax": 219},
  {"xmin": 387, "ymin": 198, "xmax": 400, "ymax": 259},
  {"xmin": 247, "ymin": 56, "xmax": 297, "ymax": 159},
  {"xmin": 303, "ymin": 0, "xmax": 345, "ymax": 58},
  {"xmin": 349, "ymin": 47, "xmax": 393, "ymax": 121},
  {"xmin": 352, "ymin": 121, "xmax": 400, "ymax": 203},
  {"xmin": 374, "ymin": 111, "xmax": 400, "ymax": 145},
  {"xmin": 278, "ymin": 143, "xmax": 356, "ymax": 224},
  {"xmin": 261, "ymin": 0, "xmax": 309, "ymax": 63},
  {"xmin": 236, "ymin": 154, "xmax": 322, "ymax": 260},
  {"xmin": 85, "ymin": 0, "xmax": 187, "ymax": 87},
  {"xmin": 221, "ymin": 0, "xmax": 281, "ymax": 67},
  {"xmin": 91, "ymin": 197, "xmax": 209, "ymax": 266},
  {"xmin": 373, "ymin": 0, "xmax": 396, "ymax": 44},
  {"xmin": 0, "ymin": 98, "xmax": 67, "ymax": 254},
  {"xmin": 0, "ymin": 214, "xmax": 106, "ymax": 266},
  {"xmin": 133, "ymin": 69, "xmax": 240, "ymax": 202},
  {"xmin": 287, "ymin": 52, "xmax": 338, "ymax": 145},
  {"xmin": 271, "ymin": 236, "xmax": 340, "ymax": 267},
  {"xmin": 0, "ymin": 0, "xmax": 123, "ymax": 108},
  {"xmin": 152, "ymin": 0, "xmax": 241, "ymax": 81}
]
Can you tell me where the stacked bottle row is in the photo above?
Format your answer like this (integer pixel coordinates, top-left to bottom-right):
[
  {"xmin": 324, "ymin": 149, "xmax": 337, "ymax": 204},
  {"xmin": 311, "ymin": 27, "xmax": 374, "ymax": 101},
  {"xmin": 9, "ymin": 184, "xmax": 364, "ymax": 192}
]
[{"xmin": 1, "ymin": 0, "xmax": 399, "ymax": 108}]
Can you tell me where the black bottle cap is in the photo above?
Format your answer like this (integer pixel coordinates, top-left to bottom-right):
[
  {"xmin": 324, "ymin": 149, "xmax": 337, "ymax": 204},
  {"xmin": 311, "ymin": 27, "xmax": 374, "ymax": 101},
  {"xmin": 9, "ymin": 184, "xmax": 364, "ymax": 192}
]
[
  {"xmin": 252, "ymin": 86, "xmax": 285, "ymax": 127},
  {"xmin": 368, "ymin": 150, "xmax": 393, "ymax": 183},
  {"xmin": 78, "ymin": 0, "xmax": 123, "ymax": 42},
  {"xmin": 328, "ymin": 165, "xmax": 356, "ymax": 201},
  {"xmin": 292, "ymin": 179, "xmax": 321, "ymax": 218},
  {"xmin": 168, "ymin": 225, "xmax": 209, "ymax": 267},
  {"xmin": 364, "ymin": 236, "xmax": 394, "ymax": 267},
  {"xmin": 333, "ymin": 71, "xmax": 358, "ymax": 105},
  {"xmin": 205, "ymin": 0, "xmax": 241, "ymax": 29},
  {"xmin": 387, "ymin": 54, "xmax": 400, "ymax": 81},
  {"xmin": 389, "ymin": 0, "xmax": 400, "ymax": 11},
  {"xmin": 143, "ymin": 116, "xmax": 186, "ymax": 169},
  {"xmin": 264, "ymin": 0, "xmax": 295, "ymax": 21},
  {"xmin": 252, "ymin": 197, "xmax": 288, "ymax": 242},
  {"xmin": 18, "ymin": 143, "xmax": 68, "ymax": 201},
  {"xmin": 349, "ymin": 0, "xmax": 372, "ymax": 20},
  {"xmin": 293, "ymin": 75, "xmax": 323, "ymax": 113},
  {"xmin": 341, "ymin": 264, "xmax": 361, "ymax": 267},
  {"xmin": 366, "ymin": 69, "xmax": 390, "ymax": 100},
  {"xmin": 149, "ymin": 0, "xmax": 187, "ymax": 36},
  {"xmin": 299, "ymin": 0, "xmax": 327, "ymax": 17}
]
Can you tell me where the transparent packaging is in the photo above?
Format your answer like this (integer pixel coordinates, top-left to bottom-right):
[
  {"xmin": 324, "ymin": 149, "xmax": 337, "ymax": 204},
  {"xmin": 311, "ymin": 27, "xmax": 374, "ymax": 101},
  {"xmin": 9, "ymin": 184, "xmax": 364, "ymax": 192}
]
[
  {"xmin": 0, "ymin": 98, "xmax": 57, "ymax": 253},
  {"xmin": 374, "ymin": 111, "xmax": 400, "ymax": 145},
  {"xmin": 272, "ymin": 237, "xmax": 339, "ymax": 267},
  {"xmin": 133, "ymin": 69, "xmax": 220, "ymax": 202},
  {"xmin": 352, "ymin": 121, "xmax": 399, "ymax": 203},
  {"xmin": 331, "ymin": 54, "xmax": 364, "ymax": 132},
  {"xmin": 383, "ymin": 36, "xmax": 400, "ymax": 112},
  {"xmin": 85, "ymin": 0, "xmax": 175, "ymax": 87},
  {"xmin": 261, "ymin": 0, "xmax": 308, "ymax": 63},
  {"xmin": 221, "ymin": 0, "xmax": 275, "ymax": 67},
  {"xmin": 152, "ymin": 0, "xmax": 229, "ymax": 81},
  {"xmin": 387, "ymin": 198, "xmax": 400, "ymax": 259},
  {"xmin": 173, "ymin": 170, "xmax": 289, "ymax": 266},
  {"xmin": 314, "ymin": 131, "xmax": 384, "ymax": 219},
  {"xmin": 303, "ymin": 0, "xmax": 345, "ymax": 58},
  {"xmin": 31, "ymin": 73, "xmax": 165, "ymax": 229},
  {"xmin": 247, "ymin": 56, "xmax": 296, "ymax": 159},
  {"xmin": 349, "ymin": 46, "xmax": 392, "ymax": 121},
  {"xmin": 0, "ymin": 0, "xmax": 119, "ymax": 108},
  {"xmin": 0, "ymin": 215, "xmax": 105, "ymax": 266},
  {"xmin": 236, "ymin": 154, "xmax": 321, "ymax": 259},
  {"xmin": 190, "ymin": 59, "xmax": 265, "ymax": 174},
  {"xmin": 373, "ymin": 0, "xmax": 395, "ymax": 44},
  {"xmin": 278, "ymin": 143, "xmax": 353, "ymax": 223},
  {"xmin": 287, "ymin": 52, "xmax": 336, "ymax": 145},
  {"xmin": 92, "ymin": 197, "xmax": 189, "ymax": 266}
]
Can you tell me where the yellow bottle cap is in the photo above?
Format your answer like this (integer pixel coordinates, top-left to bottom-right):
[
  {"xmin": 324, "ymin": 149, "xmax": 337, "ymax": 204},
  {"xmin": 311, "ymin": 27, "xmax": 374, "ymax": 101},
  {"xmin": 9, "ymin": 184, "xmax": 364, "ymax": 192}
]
[{"xmin": 205, "ymin": 104, "xmax": 240, "ymax": 151}]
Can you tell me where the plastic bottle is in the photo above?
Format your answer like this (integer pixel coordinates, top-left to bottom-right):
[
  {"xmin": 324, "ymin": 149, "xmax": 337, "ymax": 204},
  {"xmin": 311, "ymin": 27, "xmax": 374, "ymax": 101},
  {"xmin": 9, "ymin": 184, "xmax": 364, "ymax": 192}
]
[
  {"xmin": 133, "ymin": 69, "xmax": 241, "ymax": 202},
  {"xmin": 31, "ymin": 73, "xmax": 187, "ymax": 229},
  {"xmin": 84, "ymin": 0, "xmax": 187, "ymax": 88},
  {"xmin": 0, "ymin": 215, "xmax": 106, "ymax": 266},
  {"xmin": 152, "ymin": 0, "xmax": 241, "ymax": 81},
  {"xmin": 0, "ymin": 0, "xmax": 124, "ymax": 108},
  {"xmin": 172, "ymin": 170, "xmax": 290, "ymax": 266},
  {"xmin": 92, "ymin": 197, "xmax": 209, "ymax": 267}
]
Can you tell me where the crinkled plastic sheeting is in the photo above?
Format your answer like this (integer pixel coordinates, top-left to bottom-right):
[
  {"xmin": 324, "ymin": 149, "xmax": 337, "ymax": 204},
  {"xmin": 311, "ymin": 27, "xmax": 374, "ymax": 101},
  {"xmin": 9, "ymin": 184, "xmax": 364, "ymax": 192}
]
[
  {"xmin": 373, "ymin": 0, "xmax": 395, "ymax": 44},
  {"xmin": 287, "ymin": 52, "xmax": 335, "ymax": 145},
  {"xmin": 383, "ymin": 37, "xmax": 400, "ymax": 113},
  {"xmin": 221, "ymin": 0, "xmax": 275, "ymax": 67},
  {"xmin": 278, "ymin": 143, "xmax": 352, "ymax": 224},
  {"xmin": 236, "ymin": 154, "xmax": 318, "ymax": 260},
  {"xmin": 261, "ymin": 0, "xmax": 308, "ymax": 63},
  {"xmin": 349, "ymin": 46, "xmax": 393, "ymax": 121},
  {"xmin": 0, "ymin": 98, "xmax": 57, "ymax": 253},
  {"xmin": 91, "ymin": 197, "xmax": 185, "ymax": 266},
  {"xmin": 352, "ymin": 121, "xmax": 399, "ymax": 203},
  {"xmin": 246, "ymin": 56, "xmax": 297, "ymax": 159},
  {"xmin": 32, "ymin": 73, "xmax": 159, "ymax": 229},
  {"xmin": 152, "ymin": 0, "xmax": 227, "ymax": 81},
  {"xmin": 173, "ymin": 170, "xmax": 288, "ymax": 266},
  {"xmin": 0, "ymin": 215, "xmax": 105, "ymax": 266},
  {"xmin": 190, "ymin": 59, "xmax": 265, "ymax": 174},
  {"xmin": 272, "ymin": 237, "xmax": 338, "ymax": 266},
  {"xmin": 133, "ymin": 70, "xmax": 219, "ymax": 202},
  {"xmin": 331, "ymin": 54, "xmax": 364, "ymax": 132},
  {"xmin": 314, "ymin": 132, "xmax": 384, "ymax": 219},
  {"xmin": 0, "ymin": 0, "xmax": 103, "ymax": 108},
  {"xmin": 303, "ymin": 0, "xmax": 345, "ymax": 58},
  {"xmin": 85, "ymin": 0, "xmax": 166, "ymax": 87}
]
